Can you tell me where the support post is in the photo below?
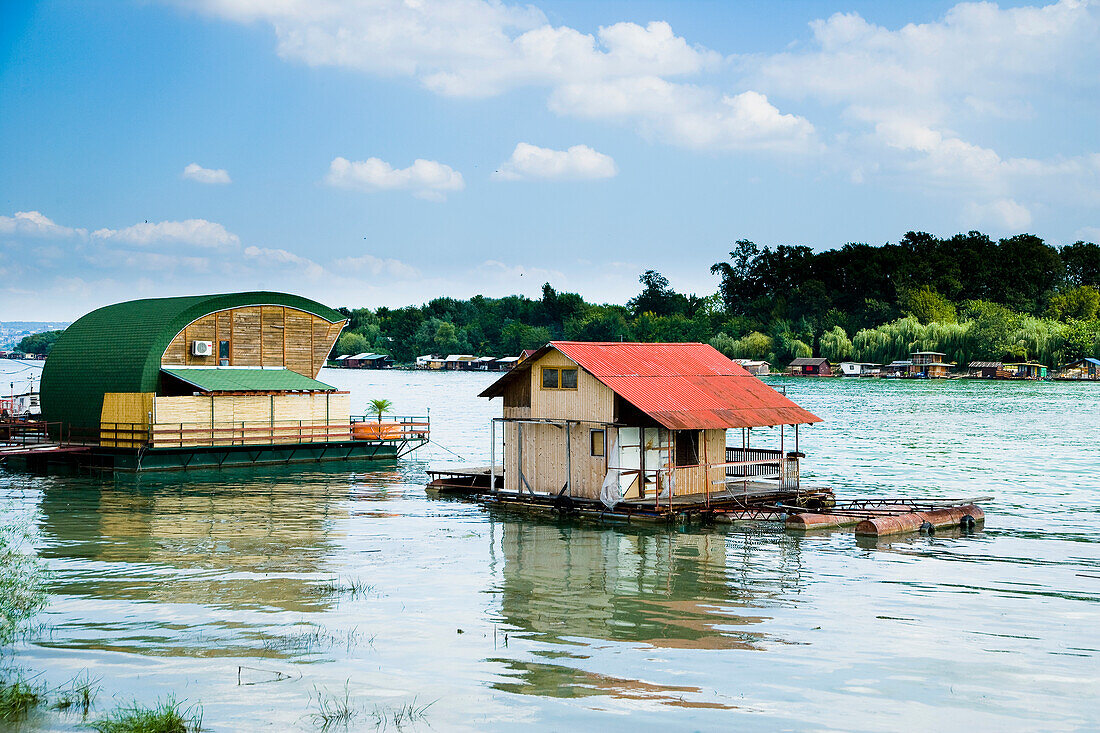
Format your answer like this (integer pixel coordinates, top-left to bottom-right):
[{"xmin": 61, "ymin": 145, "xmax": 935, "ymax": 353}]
[
  {"xmin": 565, "ymin": 421, "xmax": 572, "ymax": 498},
  {"xmin": 489, "ymin": 418, "xmax": 496, "ymax": 494}
]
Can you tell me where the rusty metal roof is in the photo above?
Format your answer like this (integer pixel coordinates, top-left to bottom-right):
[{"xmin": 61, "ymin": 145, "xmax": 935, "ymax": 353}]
[{"xmin": 480, "ymin": 341, "xmax": 821, "ymax": 429}]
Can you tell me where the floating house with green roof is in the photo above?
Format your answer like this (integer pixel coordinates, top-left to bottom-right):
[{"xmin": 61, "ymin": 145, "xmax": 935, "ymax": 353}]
[{"xmin": 38, "ymin": 291, "xmax": 427, "ymax": 471}]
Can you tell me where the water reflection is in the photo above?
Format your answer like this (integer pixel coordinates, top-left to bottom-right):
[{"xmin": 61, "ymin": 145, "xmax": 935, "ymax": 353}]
[{"xmin": 484, "ymin": 511, "xmax": 807, "ymax": 706}]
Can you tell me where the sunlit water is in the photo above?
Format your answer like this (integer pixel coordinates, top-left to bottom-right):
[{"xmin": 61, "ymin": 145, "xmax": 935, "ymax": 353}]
[{"xmin": 2, "ymin": 363, "xmax": 1099, "ymax": 731}]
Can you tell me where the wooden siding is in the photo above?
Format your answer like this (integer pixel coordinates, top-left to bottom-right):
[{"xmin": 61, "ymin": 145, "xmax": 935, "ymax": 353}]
[
  {"xmin": 162, "ymin": 306, "xmax": 343, "ymax": 377},
  {"xmin": 150, "ymin": 392, "xmax": 351, "ymax": 447},
  {"xmin": 529, "ymin": 350, "xmax": 614, "ymax": 422},
  {"xmin": 100, "ymin": 392, "xmax": 155, "ymax": 447}
]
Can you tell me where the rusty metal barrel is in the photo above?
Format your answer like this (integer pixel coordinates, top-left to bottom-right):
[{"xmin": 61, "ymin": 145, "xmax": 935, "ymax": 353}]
[
  {"xmin": 854, "ymin": 505, "xmax": 984, "ymax": 537},
  {"xmin": 785, "ymin": 513, "xmax": 863, "ymax": 530}
]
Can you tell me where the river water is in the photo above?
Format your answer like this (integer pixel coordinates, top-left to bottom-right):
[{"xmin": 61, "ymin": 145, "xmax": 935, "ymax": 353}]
[{"xmin": 2, "ymin": 364, "xmax": 1099, "ymax": 731}]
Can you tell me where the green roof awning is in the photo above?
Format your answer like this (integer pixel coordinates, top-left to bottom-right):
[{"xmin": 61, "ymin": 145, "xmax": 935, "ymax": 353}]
[{"xmin": 161, "ymin": 368, "xmax": 336, "ymax": 393}]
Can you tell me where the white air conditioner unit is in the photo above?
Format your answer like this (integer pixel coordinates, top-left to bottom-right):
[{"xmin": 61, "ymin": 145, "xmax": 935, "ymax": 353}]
[{"xmin": 191, "ymin": 340, "xmax": 213, "ymax": 357}]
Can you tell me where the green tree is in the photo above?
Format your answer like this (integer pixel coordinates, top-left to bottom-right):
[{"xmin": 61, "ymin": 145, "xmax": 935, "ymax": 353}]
[
  {"xmin": 819, "ymin": 326, "xmax": 853, "ymax": 362},
  {"xmin": 333, "ymin": 332, "xmax": 369, "ymax": 358},
  {"xmin": 16, "ymin": 330, "xmax": 61, "ymax": 355},
  {"xmin": 368, "ymin": 398, "xmax": 393, "ymax": 423},
  {"xmin": 899, "ymin": 285, "xmax": 957, "ymax": 324},
  {"xmin": 1048, "ymin": 286, "xmax": 1100, "ymax": 321}
]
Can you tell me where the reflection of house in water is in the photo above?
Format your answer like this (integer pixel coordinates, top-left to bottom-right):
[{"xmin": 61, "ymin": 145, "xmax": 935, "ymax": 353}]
[
  {"xmin": 492, "ymin": 517, "xmax": 803, "ymax": 651},
  {"xmin": 36, "ymin": 465, "xmax": 354, "ymax": 616}
]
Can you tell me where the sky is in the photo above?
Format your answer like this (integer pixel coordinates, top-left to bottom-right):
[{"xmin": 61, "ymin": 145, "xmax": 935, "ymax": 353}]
[{"xmin": 1, "ymin": 0, "xmax": 1098, "ymax": 320}]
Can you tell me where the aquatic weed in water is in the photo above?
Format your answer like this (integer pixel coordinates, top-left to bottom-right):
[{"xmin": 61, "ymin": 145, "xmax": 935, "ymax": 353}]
[
  {"xmin": 309, "ymin": 683, "xmax": 356, "ymax": 730},
  {"xmin": 0, "ymin": 673, "xmax": 46, "ymax": 723},
  {"xmin": 52, "ymin": 671, "xmax": 99, "ymax": 716},
  {"xmin": 89, "ymin": 696, "xmax": 202, "ymax": 733},
  {"xmin": 369, "ymin": 698, "xmax": 435, "ymax": 731}
]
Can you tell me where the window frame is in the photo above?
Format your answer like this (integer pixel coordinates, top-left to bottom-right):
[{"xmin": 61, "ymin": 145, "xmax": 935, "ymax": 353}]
[
  {"xmin": 540, "ymin": 366, "xmax": 579, "ymax": 391},
  {"xmin": 590, "ymin": 429, "xmax": 605, "ymax": 457}
]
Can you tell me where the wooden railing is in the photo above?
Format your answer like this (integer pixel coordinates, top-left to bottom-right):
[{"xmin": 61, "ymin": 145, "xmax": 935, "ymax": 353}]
[
  {"xmin": 98, "ymin": 415, "xmax": 429, "ymax": 449},
  {"xmin": 725, "ymin": 447, "xmax": 800, "ymax": 491}
]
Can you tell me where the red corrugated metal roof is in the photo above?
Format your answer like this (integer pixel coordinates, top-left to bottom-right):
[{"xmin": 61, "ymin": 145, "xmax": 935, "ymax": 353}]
[{"xmin": 480, "ymin": 341, "xmax": 821, "ymax": 429}]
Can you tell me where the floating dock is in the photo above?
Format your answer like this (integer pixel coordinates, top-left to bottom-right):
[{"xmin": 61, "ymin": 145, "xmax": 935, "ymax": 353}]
[{"xmin": 427, "ymin": 467, "xmax": 987, "ymax": 536}]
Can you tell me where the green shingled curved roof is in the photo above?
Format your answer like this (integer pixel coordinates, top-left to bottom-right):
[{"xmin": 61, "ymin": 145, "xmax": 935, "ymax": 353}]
[{"xmin": 41, "ymin": 292, "xmax": 345, "ymax": 432}]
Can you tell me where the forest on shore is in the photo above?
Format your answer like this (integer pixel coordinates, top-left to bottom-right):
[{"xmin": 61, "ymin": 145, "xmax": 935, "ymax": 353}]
[{"xmin": 334, "ymin": 231, "xmax": 1100, "ymax": 369}]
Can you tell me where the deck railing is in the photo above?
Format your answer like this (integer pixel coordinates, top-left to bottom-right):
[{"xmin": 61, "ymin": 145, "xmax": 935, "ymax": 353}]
[
  {"xmin": 98, "ymin": 415, "xmax": 429, "ymax": 449},
  {"xmin": 725, "ymin": 447, "xmax": 800, "ymax": 491}
]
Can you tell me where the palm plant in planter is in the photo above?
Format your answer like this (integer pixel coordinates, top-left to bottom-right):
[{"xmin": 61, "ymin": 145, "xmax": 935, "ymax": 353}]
[{"xmin": 368, "ymin": 399, "xmax": 393, "ymax": 423}]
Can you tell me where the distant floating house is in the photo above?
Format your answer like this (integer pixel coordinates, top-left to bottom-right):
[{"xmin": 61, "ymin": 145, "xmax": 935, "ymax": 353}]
[
  {"xmin": 1004, "ymin": 362, "xmax": 1048, "ymax": 379},
  {"xmin": 416, "ymin": 354, "xmax": 446, "ymax": 369},
  {"xmin": 344, "ymin": 352, "xmax": 394, "ymax": 369},
  {"xmin": 787, "ymin": 357, "xmax": 832, "ymax": 376},
  {"xmin": 444, "ymin": 354, "xmax": 478, "ymax": 370},
  {"xmin": 967, "ymin": 361, "xmax": 1004, "ymax": 379},
  {"xmin": 494, "ymin": 356, "xmax": 521, "ymax": 371},
  {"xmin": 1058, "ymin": 357, "xmax": 1100, "ymax": 380},
  {"xmin": 885, "ymin": 352, "xmax": 955, "ymax": 378},
  {"xmin": 838, "ymin": 361, "xmax": 879, "ymax": 377},
  {"xmin": 37, "ymin": 292, "xmax": 427, "ymax": 471},
  {"xmin": 476, "ymin": 341, "xmax": 821, "ymax": 506},
  {"xmin": 736, "ymin": 359, "xmax": 770, "ymax": 376}
]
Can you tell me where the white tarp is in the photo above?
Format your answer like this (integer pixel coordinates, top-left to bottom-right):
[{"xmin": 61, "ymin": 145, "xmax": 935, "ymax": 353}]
[{"xmin": 599, "ymin": 430, "xmax": 622, "ymax": 509}]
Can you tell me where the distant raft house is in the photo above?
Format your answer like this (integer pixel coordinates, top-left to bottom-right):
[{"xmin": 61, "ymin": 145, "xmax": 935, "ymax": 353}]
[
  {"xmin": 1059, "ymin": 357, "xmax": 1100, "ymax": 380},
  {"xmin": 1003, "ymin": 362, "xmax": 1048, "ymax": 379},
  {"xmin": 474, "ymin": 342, "xmax": 821, "ymax": 509},
  {"xmin": 884, "ymin": 351, "xmax": 955, "ymax": 378},
  {"xmin": 38, "ymin": 292, "xmax": 427, "ymax": 471},
  {"xmin": 838, "ymin": 361, "xmax": 880, "ymax": 376},
  {"xmin": 339, "ymin": 352, "xmax": 394, "ymax": 369},
  {"xmin": 787, "ymin": 357, "xmax": 832, "ymax": 376},
  {"xmin": 968, "ymin": 361, "xmax": 1005, "ymax": 379}
]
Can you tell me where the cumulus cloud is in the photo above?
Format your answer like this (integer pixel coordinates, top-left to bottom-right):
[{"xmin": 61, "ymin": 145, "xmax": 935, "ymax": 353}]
[
  {"xmin": 244, "ymin": 244, "xmax": 325, "ymax": 278},
  {"xmin": 186, "ymin": 0, "xmax": 812, "ymax": 153},
  {"xmin": 325, "ymin": 156, "xmax": 465, "ymax": 200},
  {"xmin": 0, "ymin": 211, "xmax": 85, "ymax": 238},
  {"xmin": 332, "ymin": 253, "xmax": 420, "ymax": 279},
  {"xmin": 965, "ymin": 199, "xmax": 1033, "ymax": 231},
  {"xmin": 182, "ymin": 163, "xmax": 232, "ymax": 184},
  {"xmin": 493, "ymin": 143, "xmax": 617, "ymax": 181},
  {"xmin": 92, "ymin": 219, "xmax": 240, "ymax": 248},
  {"xmin": 551, "ymin": 82, "xmax": 815, "ymax": 152}
]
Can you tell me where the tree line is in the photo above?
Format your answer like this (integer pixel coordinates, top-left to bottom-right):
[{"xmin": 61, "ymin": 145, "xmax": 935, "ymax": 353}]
[{"xmin": 334, "ymin": 231, "xmax": 1100, "ymax": 369}]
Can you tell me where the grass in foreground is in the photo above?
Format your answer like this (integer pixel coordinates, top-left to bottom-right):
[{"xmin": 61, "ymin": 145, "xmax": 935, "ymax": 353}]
[
  {"xmin": 52, "ymin": 672, "xmax": 99, "ymax": 716},
  {"xmin": 0, "ymin": 675, "xmax": 46, "ymax": 723},
  {"xmin": 89, "ymin": 696, "xmax": 202, "ymax": 733}
]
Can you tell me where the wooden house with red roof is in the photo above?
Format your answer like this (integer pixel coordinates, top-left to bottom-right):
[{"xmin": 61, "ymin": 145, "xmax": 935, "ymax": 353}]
[{"xmin": 471, "ymin": 341, "xmax": 822, "ymax": 511}]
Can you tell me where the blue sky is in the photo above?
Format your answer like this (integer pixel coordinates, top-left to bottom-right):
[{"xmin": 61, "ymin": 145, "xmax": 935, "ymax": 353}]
[{"xmin": 1, "ymin": 0, "xmax": 1098, "ymax": 320}]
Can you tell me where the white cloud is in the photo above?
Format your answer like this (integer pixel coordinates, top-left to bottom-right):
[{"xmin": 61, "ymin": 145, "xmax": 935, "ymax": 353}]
[
  {"xmin": 96, "ymin": 249, "xmax": 212, "ymax": 272},
  {"xmin": 186, "ymin": 1, "xmax": 812, "ymax": 153},
  {"xmin": 332, "ymin": 253, "xmax": 420, "ymax": 279},
  {"xmin": 182, "ymin": 163, "xmax": 232, "ymax": 184},
  {"xmin": 92, "ymin": 219, "xmax": 240, "ymax": 248},
  {"xmin": 551, "ymin": 81, "xmax": 815, "ymax": 152},
  {"xmin": 325, "ymin": 156, "xmax": 465, "ymax": 200},
  {"xmin": 965, "ymin": 198, "xmax": 1033, "ymax": 230},
  {"xmin": 0, "ymin": 211, "xmax": 85, "ymax": 238},
  {"xmin": 244, "ymin": 244, "xmax": 325, "ymax": 278},
  {"xmin": 493, "ymin": 143, "xmax": 617, "ymax": 181}
]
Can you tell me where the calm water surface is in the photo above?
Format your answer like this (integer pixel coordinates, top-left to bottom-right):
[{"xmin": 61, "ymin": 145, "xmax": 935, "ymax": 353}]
[{"xmin": 2, "ymin": 365, "xmax": 1099, "ymax": 731}]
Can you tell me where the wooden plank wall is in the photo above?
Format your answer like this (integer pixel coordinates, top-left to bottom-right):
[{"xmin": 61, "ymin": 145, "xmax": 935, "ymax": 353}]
[
  {"xmin": 151, "ymin": 393, "xmax": 351, "ymax": 447},
  {"xmin": 99, "ymin": 392, "xmax": 155, "ymax": 447},
  {"xmin": 672, "ymin": 429, "xmax": 726, "ymax": 496},
  {"xmin": 529, "ymin": 350, "xmax": 614, "ymax": 422},
  {"xmin": 162, "ymin": 306, "xmax": 345, "ymax": 377}
]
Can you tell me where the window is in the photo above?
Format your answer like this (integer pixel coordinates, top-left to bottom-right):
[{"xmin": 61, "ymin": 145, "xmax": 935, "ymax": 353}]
[
  {"xmin": 219, "ymin": 340, "xmax": 230, "ymax": 358},
  {"xmin": 541, "ymin": 367, "xmax": 578, "ymax": 390},
  {"xmin": 590, "ymin": 429, "xmax": 605, "ymax": 457},
  {"xmin": 675, "ymin": 430, "xmax": 699, "ymax": 466}
]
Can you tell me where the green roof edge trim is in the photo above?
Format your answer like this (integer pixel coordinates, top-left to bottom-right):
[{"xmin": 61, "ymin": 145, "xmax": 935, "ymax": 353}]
[
  {"xmin": 41, "ymin": 291, "xmax": 346, "ymax": 431},
  {"xmin": 161, "ymin": 367, "xmax": 337, "ymax": 393}
]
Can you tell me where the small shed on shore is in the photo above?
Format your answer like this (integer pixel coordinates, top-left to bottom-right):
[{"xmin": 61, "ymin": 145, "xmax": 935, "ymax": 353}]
[
  {"xmin": 787, "ymin": 357, "xmax": 831, "ymax": 376},
  {"xmin": 479, "ymin": 341, "xmax": 821, "ymax": 503}
]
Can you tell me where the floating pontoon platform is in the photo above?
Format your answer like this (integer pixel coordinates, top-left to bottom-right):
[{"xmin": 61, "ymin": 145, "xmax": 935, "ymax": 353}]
[{"xmin": 426, "ymin": 466, "xmax": 988, "ymax": 535}]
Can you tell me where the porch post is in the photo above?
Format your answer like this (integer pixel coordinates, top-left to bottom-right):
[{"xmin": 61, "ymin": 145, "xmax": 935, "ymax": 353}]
[{"xmin": 490, "ymin": 418, "xmax": 496, "ymax": 494}]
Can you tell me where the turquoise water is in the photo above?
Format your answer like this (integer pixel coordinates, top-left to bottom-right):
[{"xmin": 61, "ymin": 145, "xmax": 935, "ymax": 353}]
[{"xmin": 2, "ymin": 366, "xmax": 1099, "ymax": 731}]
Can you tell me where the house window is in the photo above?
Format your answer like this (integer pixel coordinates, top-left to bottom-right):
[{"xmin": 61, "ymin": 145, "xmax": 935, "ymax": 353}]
[
  {"xmin": 591, "ymin": 429, "xmax": 605, "ymax": 457},
  {"xmin": 541, "ymin": 367, "xmax": 578, "ymax": 390},
  {"xmin": 675, "ymin": 430, "xmax": 699, "ymax": 466}
]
